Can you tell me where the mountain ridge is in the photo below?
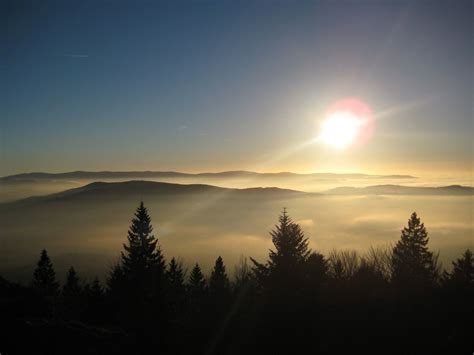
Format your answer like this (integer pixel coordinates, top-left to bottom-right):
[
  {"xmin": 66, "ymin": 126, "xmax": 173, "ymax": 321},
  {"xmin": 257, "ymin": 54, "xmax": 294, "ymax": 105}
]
[
  {"xmin": 2, "ymin": 180, "xmax": 472, "ymax": 207},
  {"xmin": 1, "ymin": 180, "xmax": 311, "ymax": 206},
  {"xmin": 325, "ymin": 184, "xmax": 474, "ymax": 195},
  {"xmin": 0, "ymin": 170, "xmax": 417, "ymax": 181}
]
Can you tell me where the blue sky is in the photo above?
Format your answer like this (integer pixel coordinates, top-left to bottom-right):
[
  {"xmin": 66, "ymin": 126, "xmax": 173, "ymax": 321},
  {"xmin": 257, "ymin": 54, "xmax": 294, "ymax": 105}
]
[{"xmin": 2, "ymin": 0, "xmax": 472, "ymax": 176}]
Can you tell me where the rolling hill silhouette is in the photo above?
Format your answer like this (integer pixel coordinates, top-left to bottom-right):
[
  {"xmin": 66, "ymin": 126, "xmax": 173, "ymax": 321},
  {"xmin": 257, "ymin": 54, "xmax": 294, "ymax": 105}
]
[
  {"xmin": 325, "ymin": 184, "xmax": 474, "ymax": 195},
  {"xmin": 4, "ymin": 180, "xmax": 309, "ymax": 206},
  {"xmin": 0, "ymin": 170, "xmax": 416, "ymax": 182}
]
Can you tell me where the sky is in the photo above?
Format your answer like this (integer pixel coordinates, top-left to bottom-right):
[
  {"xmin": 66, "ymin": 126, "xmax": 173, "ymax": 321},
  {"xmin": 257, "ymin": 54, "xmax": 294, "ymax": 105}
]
[{"xmin": 2, "ymin": 0, "xmax": 472, "ymax": 177}]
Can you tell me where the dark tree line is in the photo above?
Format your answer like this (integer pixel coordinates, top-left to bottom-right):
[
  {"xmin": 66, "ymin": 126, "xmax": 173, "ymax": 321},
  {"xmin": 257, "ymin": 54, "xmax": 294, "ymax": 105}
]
[{"xmin": 1, "ymin": 203, "xmax": 473, "ymax": 354}]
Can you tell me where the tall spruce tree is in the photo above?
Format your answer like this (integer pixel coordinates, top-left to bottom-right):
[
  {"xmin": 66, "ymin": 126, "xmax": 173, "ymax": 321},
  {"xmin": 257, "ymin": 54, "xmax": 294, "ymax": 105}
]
[
  {"xmin": 108, "ymin": 201, "xmax": 166, "ymax": 329},
  {"xmin": 188, "ymin": 263, "xmax": 206, "ymax": 297},
  {"xmin": 209, "ymin": 256, "xmax": 230, "ymax": 304},
  {"xmin": 209, "ymin": 257, "xmax": 230, "ymax": 295},
  {"xmin": 32, "ymin": 249, "xmax": 59, "ymax": 299},
  {"xmin": 392, "ymin": 212, "xmax": 438, "ymax": 288},
  {"xmin": 444, "ymin": 249, "xmax": 474, "ymax": 288},
  {"xmin": 62, "ymin": 267, "xmax": 81, "ymax": 296},
  {"xmin": 167, "ymin": 257, "xmax": 185, "ymax": 293},
  {"xmin": 166, "ymin": 257, "xmax": 186, "ymax": 317},
  {"xmin": 61, "ymin": 267, "xmax": 82, "ymax": 319},
  {"xmin": 251, "ymin": 209, "xmax": 311, "ymax": 289},
  {"xmin": 84, "ymin": 277, "xmax": 106, "ymax": 324},
  {"xmin": 121, "ymin": 201, "xmax": 166, "ymax": 283}
]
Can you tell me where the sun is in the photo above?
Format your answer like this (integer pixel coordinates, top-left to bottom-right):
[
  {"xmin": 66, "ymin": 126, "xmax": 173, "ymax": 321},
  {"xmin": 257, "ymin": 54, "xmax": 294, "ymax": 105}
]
[
  {"xmin": 319, "ymin": 111, "xmax": 365, "ymax": 149},
  {"xmin": 318, "ymin": 98, "xmax": 374, "ymax": 149}
]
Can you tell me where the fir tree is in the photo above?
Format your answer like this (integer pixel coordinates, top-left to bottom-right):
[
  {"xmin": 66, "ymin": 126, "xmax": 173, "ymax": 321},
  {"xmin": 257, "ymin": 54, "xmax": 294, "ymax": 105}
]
[
  {"xmin": 61, "ymin": 267, "xmax": 82, "ymax": 319},
  {"xmin": 167, "ymin": 257, "xmax": 186, "ymax": 295},
  {"xmin": 209, "ymin": 256, "xmax": 230, "ymax": 297},
  {"xmin": 188, "ymin": 263, "xmax": 206, "ymax": 297},
  {"xmin": 84, "ymin": 277, "xmax": 106, "ymax": 324},
  {"xmin": 392, "ymin": 212, "xmax": 438, "ymax": 288},
  {"xmin": 166, "ymin": 257, "xmax": 186, "ymax": 318},
  {"xmin": 108, "ymin": 202, "xmax": 167, "ymax": 328},
  {"xmin": 62, "ymin": 266, "xmax": 81, "ymax": 296},
  {"xmin": 107, "ymin": 263, "xmax": 125, "ymax": 295},
  {"xmin": 305, "ymin": 251, "xmax": 328, "ymax": 286},
  {"xmin": 121, "ymin": 201, "xmax": 166, "ymax": 283},
  {"xmin": 444, "ymin": 249, "xmax": 474, "ymax": 288},
  {"xmin": 32, "ymin": 249, "xmax": 59, "ymax": 299},
  {"xmin": 251, "ymin": 209, "xmax": 311, "ymax": 289},
  {"xmin": 90, "ymin": 276, "xmax": 104, "ymax": 297}
]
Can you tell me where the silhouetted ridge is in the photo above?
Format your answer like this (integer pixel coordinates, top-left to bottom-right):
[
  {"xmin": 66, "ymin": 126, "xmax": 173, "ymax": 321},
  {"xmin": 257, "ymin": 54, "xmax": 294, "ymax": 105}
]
[
  {"xmin": 3, "ymin": 180, "xmax": 309, "ymax": 206},
  {"xmin": 1, "ymin": 170, "xmax": 417, "ymax": 181},
  {"xmin": 325, "ymin": 184, "xmax": 474, "ymax": 195}
]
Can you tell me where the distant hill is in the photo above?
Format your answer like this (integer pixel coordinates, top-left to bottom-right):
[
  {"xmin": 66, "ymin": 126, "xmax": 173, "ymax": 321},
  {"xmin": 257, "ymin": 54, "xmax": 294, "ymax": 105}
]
[
  {"xmin": 325, "ymin": 184, "xmax": 474, "ymax": 196},
  {"xmin": 0, "ymin": 170, "xmax": 417, "ymax": 182},
  {"xmin": 4, "ymin": 180, "xmax": 310, "ymax": 206},
  {"xmin": 4, "ymin": 181, "xmax": 472, "ymax": 209}
]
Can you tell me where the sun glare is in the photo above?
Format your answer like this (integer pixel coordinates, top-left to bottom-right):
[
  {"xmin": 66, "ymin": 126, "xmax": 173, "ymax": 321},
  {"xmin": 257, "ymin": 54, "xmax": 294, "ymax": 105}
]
[
  {"xmin": 320, "ymin": 111, "xmax": 365, "ymax": 149},
  {"xmin": 318, "ymin": 98, "xmax": 374, "ymax": 149}
]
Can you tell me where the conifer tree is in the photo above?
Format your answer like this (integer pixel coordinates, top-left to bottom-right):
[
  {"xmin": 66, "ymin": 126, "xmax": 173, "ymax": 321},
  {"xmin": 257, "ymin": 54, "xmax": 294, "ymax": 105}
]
[
  {"xmin": 32, "ymin": 249, "xmax": 59, "ymax": 299},
  {"xmin": 392, "ymin": 212, "xmax": 438, "ymax": 288},
  {"xmin": 62, "ymin": 267, "xmax": 81, "ymax": 296},
  {"xmin": 188, "ymin": 263, "xmax": 206, "ymax": 297},
  {"xmin": 108, "ymin": 202, "xmax": 167, "ymax": 327},
  {"xmin": 444, "ymin": 249, "xmax": 474, "ymax": 288},
  {"xmin": 107, "ymin": 263, "xmax": 125, "ymax": 294},
  {"xmin": 90, "ymin": 276, "xmax": 104, "ymax": 298},
  {"xmin": 167, "ymin": 257, "xmax": 186, "ymax": 295},
  {"xmin": 84, "ymin": 277, "xmax": 106, "ymax": 324},
  {"xmin": 166, "ymin": 257, "xmax": 186, "ymax": 318},
  {"xmin": 61, "ymin": 267, "xmax": 82, "ymax": 319},
  {"xmin": 305, "ymin": 251, "xmax": 328, "ymax": 286},
  {"xmin": 186, "ymin": 263, "xmax": 207, "ymax": 323},
  {"xmin": 251, "ymin": 209, "xmax": 311, "ymax": 289},
  {"xmin": 209, "ymin": 256, "xmax": 230, "ymax": 297},
  {"xmin": 121, "ymin": 201, "xmax": 166, "ymax": 283}
]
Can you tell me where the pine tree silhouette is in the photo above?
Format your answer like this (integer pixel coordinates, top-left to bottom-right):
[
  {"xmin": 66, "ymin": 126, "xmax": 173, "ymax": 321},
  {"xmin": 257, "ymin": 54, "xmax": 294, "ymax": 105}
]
[
  {"xmin": 250, "ymin": 210, "xmax": 312, "ymax": 352},
  {"xmin": 32, "ymin": 249, "xmax": 59, "ymax": 317},
  {"xmin": 108, "ymin": 201, "xmax": 167, "ymax": 330},
  {"xmin": 107, "ymin": 263, "xmax": 125, "ymax": 294},
  {"xmin": 167, "ymin": 257, "xmax": 186, "ymax": 293},
  {"xmin": 32, "ymin": 249, "xmax": 59, "ymax": 299},
  {"xmin": 305, "ymin": 251, "xmax": 328, "ymax": 286},
  {"xmin": 444, "ymin": 249, "xmax": 474, "ymax": 288},
  {"xmin": 121, "ymin": 201, "xmax": 166, "ymax": 283},
  {"xmin": 89, "ymin": 277, "xmax": 104, "ymax": 298},
  {"xmin": 61, "ymin": 267, "xmax": 82, "ymax": 319},
  {"xmin": 209, "ymin": 256, "xmax": 230, "ymax": 298},
  {"xmin": 84, "ymin": 277, "xmax": 106, "ymax": 324},
  {"xmin": 251, "ymin": 209, "xmax": 310, "ymax": 290},
  {"xmin": 62, "ymin": 267, "xmax": 81, "ymax": 296},
  {"xmin": 392, "ymin": 212, "xmax": 438, "ymax": 289},
  {"xmin": 188, "ymin": 263, "xmax": 206, "ymax": 296},
  {"xmin": 166, "ymin": 257, "xmax": 186, "ymax": 319}
]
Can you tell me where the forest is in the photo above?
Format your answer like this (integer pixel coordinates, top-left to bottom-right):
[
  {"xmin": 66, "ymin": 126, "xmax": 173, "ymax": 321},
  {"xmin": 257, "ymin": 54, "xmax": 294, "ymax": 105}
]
[{"xmin": 1, "ymin": 201, "xmax": 472, "ymax": 354}]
